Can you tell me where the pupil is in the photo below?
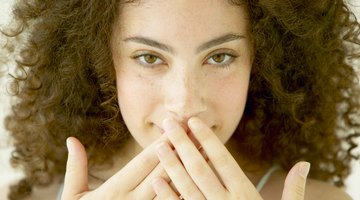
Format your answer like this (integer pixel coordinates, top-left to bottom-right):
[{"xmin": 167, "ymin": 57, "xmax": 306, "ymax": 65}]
[
  {"xmin": 214, "ymin": 54, "xmax": 225, "ymax": 62},
  {"xmin": 145, "ymin": 55, "xmax": 157, "ymax": 63}
]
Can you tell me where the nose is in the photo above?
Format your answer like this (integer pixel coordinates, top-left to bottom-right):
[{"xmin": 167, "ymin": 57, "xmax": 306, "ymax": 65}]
[{"xmin": 164, "ymin": 67, "xmax": 207, "ymax": 121}]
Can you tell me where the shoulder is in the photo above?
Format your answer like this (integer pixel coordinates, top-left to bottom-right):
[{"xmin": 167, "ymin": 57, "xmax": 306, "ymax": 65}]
[
  {"xmin": 23, "ymin": 179, "xmax": 62, "ymax": 200},
  {"xmin": 260, "ymin": 170, "xmax": 352, "ymax": 200},
  {"xmin": 24, "ymin": 183, "xmax": 60, "ymax": 200},
  {"xmin": 304, "ymin": 179, "xmax": 352, "ymax": 200}
]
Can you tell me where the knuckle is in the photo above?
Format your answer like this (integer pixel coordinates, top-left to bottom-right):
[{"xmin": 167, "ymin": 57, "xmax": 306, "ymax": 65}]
[
  {"xmin": 293, "ymin": 184, "xmax": 305, "ymax": 198},
  {"xmin": 187, "ymin": 161, "xmax": 207, "ymax": 177},
  {"xmin": 189, "ymin": 191, "xmax": 205, "ymax": 200},
  {"xmin": 212, "ymin": 153, "xmax": 230, "ymax": 167},
  {"xmin": 155, "ymin": 166, "xmax": 170, "ymax": 182},
  {"xmin": 138, "ymin": 156, "xmax": 156, "ymax": 171},
  {"xmin": 165, "ymin": 155, "xmax": 180, "ymax": 169},
  {"xmin": 180, "ymin": 181, "xmax": 200, "ymax": 197}
]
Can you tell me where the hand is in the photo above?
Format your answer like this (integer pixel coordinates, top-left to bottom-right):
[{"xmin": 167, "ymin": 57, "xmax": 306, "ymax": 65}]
[
  {"xmin": 152, "ymin": 117, "xmax": 310, "ymax": 200},
  {"xmin": 61, "ymin": 136, "xmax": 171, "ymax": 200}
]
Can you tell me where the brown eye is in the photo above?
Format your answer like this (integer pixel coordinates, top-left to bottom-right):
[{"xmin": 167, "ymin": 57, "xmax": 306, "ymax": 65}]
[
  {"xmin": 206, "ymin": 53, "xmax": 235, "ymax": 67},
  {"xmin": 144, "ymin": 55, "xmax": 158, "ymax": 64},
  {"xmin": 211, "ymin": 54, "xmax": 226, "ymax": 63},
  {"xmin": 135, "ymin": 54, "xmax": 165, "ymax": 66}
]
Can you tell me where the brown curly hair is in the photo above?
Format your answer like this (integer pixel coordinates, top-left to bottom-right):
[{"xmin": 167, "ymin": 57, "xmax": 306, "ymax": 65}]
[{"xmin": 1, "ymin": 0, "xmax": 359, "ymax": 199}]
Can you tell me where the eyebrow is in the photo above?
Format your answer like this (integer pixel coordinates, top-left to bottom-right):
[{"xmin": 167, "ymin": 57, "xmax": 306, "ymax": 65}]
[
  {"xmin": 123, "ymin": 36, "xmax": 174, "ymax": 53},
  {"xmin": 123, "ymin": 33, "xmax": 245, "ymax": 54},
  {"xmin": 197, "ymin": 34, "xmax": 245, "ymax": 53}
]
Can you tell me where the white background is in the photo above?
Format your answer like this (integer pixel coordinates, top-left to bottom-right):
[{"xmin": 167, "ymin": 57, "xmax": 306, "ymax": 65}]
[{"xmin": 0, "ymin": 0, "xmax": 359, "ymax": 199}]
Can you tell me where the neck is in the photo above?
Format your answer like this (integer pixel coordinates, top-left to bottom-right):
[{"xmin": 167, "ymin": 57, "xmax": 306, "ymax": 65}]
[{"xmin": 225, "ymin": 137, "xmax": 270, "ymax": 187}]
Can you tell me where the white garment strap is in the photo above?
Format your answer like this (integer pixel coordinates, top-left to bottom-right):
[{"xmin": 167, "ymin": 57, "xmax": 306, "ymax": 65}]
[
  {"xmin": 256, "ymin": 164, "xmax": 281, "ymax": 192},
  {"xmin": 57, "ymin": 183, "xmax": 63, "ymax": 200}
]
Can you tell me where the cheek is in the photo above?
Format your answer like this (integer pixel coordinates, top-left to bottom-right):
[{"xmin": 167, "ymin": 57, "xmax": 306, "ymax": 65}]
[
  {"xmin": 115, "ymin": 70, "xmax": 163, "ymax": 147},
  {"xmin": 212, "ymin": 71, "xmax": 249, "ymax": 111},
  {"xmin": 210, "ymin": 74, "xmax": 250, "ymax": 142},
  {"xmin": 116, "ymin": 70, "xmax": 156, "ymax": 129}
]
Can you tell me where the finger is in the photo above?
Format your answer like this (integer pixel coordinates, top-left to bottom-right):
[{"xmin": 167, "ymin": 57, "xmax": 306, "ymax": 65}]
[
  {"xmin": 132, "ymin": 162, "xmax": 170, "ymax": 199},
  {"xmin": 188, "ymin": 117, "xmax": 254, "ymax": 191},
  {"xmin": 152, "ymin": 177, "xmax": 180, "ymax": 200},
  {"xmin": 163, "ymin": 118, "xmax": 226, "ymax": 198},
  {"xmin": 156, "ymin": 142, "xmax": 206, "ymax": 200},
  {"xmin": 98, "ymin": 134, "xmax": 168, "ymax": 193},
  {"xmin": 281, "ymin": 161, "xmax": 310, "ymax": 200},
  {"xmin": 61, "ymin": 137, "xmax": 88, "ymax": 200},
  {"xmin": 134, "ymin": 162, "xmax": 183, "ymax": 199}
]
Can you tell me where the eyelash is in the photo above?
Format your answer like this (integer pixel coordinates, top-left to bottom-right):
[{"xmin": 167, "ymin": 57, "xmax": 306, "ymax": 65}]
[{"xmin": 132, "ymin": 51, "xmax": 238, "ymax": 68}]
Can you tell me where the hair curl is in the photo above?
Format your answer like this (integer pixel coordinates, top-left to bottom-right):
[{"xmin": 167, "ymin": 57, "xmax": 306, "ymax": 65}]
[{"xmin": 1, "ymin": 0, "xmax": 359, "ymax": 199}]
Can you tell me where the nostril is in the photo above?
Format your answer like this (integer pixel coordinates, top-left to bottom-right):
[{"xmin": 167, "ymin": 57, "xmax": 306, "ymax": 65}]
[{"xmin": 211, "ymin": 125, "xmax": 218, "ymax": 131}]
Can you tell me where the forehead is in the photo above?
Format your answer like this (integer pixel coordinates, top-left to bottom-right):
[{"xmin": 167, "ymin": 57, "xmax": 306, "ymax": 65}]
[{"xmin": 116, "ymin": 0, "xmax": 249, "ymax": 41}]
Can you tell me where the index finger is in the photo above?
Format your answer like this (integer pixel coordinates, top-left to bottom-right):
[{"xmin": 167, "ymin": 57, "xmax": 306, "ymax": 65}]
[
  {"xmin": 188, "ymin": 117, "xmax": 256, "ymax": 192},
  {"xmin": 100, "ymin": 134, "xmax": 169, "ymax": 191}
]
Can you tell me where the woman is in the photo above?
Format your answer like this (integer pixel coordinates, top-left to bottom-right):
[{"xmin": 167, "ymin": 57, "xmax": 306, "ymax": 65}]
[{"xmin": 2, "ymin": 0, "xmax": 359, "ymax": 199}]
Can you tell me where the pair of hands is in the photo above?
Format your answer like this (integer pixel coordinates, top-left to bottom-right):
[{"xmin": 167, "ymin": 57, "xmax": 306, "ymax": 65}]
[{"xmin": 61, "ymin": 117, "xmax": 310, "ymax": 200}]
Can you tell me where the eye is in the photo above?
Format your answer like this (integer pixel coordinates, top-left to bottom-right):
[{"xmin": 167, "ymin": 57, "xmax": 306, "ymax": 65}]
[
  {"xmin": 207, "ymin": 53, "xmax": 234, "ymax": 65},
  {"xmin": 204, "ymin": 50, "xmax": 238, "ymax": 68},
  {"xmin": 134, "ymin": 54, "xmax": 165, "ymax": 66}
]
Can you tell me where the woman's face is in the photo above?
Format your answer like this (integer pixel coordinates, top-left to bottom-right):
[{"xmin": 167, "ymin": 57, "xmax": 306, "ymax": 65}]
[{"xmin": 111, "ymin": 0, "xmax": 253, "ymax": 148}]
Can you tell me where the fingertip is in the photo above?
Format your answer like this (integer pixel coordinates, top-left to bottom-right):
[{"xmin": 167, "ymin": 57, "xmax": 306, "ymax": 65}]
[
  {"xmin": 63, "ymin": 137, "xmax": 89, "ymax": 198},
  {"xmin": 66, "ymin": 137, "xmax": 75, "ymax": 154},
  {"xmin": 188, "ymin": 117, "xmax": 201, "ymax": 127},
  {"xmin": 66, "ymin": 137, "xmax": 85, "ymax": 156},
  {"xmin": 298, "ymin": 161, "xmax": 310, "ymax": 178},
  {"xmin": 282, "ymin": 161, "xmax": 310, "ymax": 200},
  {"xmin": 163, "ymin": 118, "xmax": 177, "ymax": 131},
  {"xmin": 188, "ymin": 117, "xmax": 206, "ymax": 134}
]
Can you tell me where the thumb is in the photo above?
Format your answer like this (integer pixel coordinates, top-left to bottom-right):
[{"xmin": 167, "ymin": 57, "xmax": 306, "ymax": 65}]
[
  {"xmin": 281, "ymin": 161, "xmax": 310, "ymax": 200},
  {"xmin": 61, "ymin": 137, "xmax": 89, "ymax": 200}
]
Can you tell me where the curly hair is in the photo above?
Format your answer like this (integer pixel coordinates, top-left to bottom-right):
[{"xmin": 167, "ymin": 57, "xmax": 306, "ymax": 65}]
[{"xmin": 1, "ymin": 0, "xmax": 359, "ymax": 199}]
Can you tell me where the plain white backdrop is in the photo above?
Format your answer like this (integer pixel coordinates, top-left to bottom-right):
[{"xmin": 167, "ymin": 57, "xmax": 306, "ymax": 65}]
[{"xmin": 0, "ymin": 0, "xmax": 359, "ymax": 199}]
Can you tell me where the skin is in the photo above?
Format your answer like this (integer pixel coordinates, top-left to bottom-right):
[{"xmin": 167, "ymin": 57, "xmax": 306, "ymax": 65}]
[
  {"xmin": 60, "ymin": 0, "xmax": 314, "ymax": 199},
  {"xmin": 113, "ymin": 0, "xmax": 252, "ymax": 148}
]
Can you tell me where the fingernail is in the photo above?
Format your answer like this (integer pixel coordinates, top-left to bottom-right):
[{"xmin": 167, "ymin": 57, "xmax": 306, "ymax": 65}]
[
  {"xmin": 188, "ymin": 117, "xmax": 201, "ymax": 131},
  {"xmin": 66, "ymin": 137, "xmax": 75, "ymax": 155},
  {"xmin": 299, "ymin": 162, "xmax": 310, "ymax": 178},
  {"xmin": 157, "ymin": 142, "xmax": 170, "ymax": 156}
]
